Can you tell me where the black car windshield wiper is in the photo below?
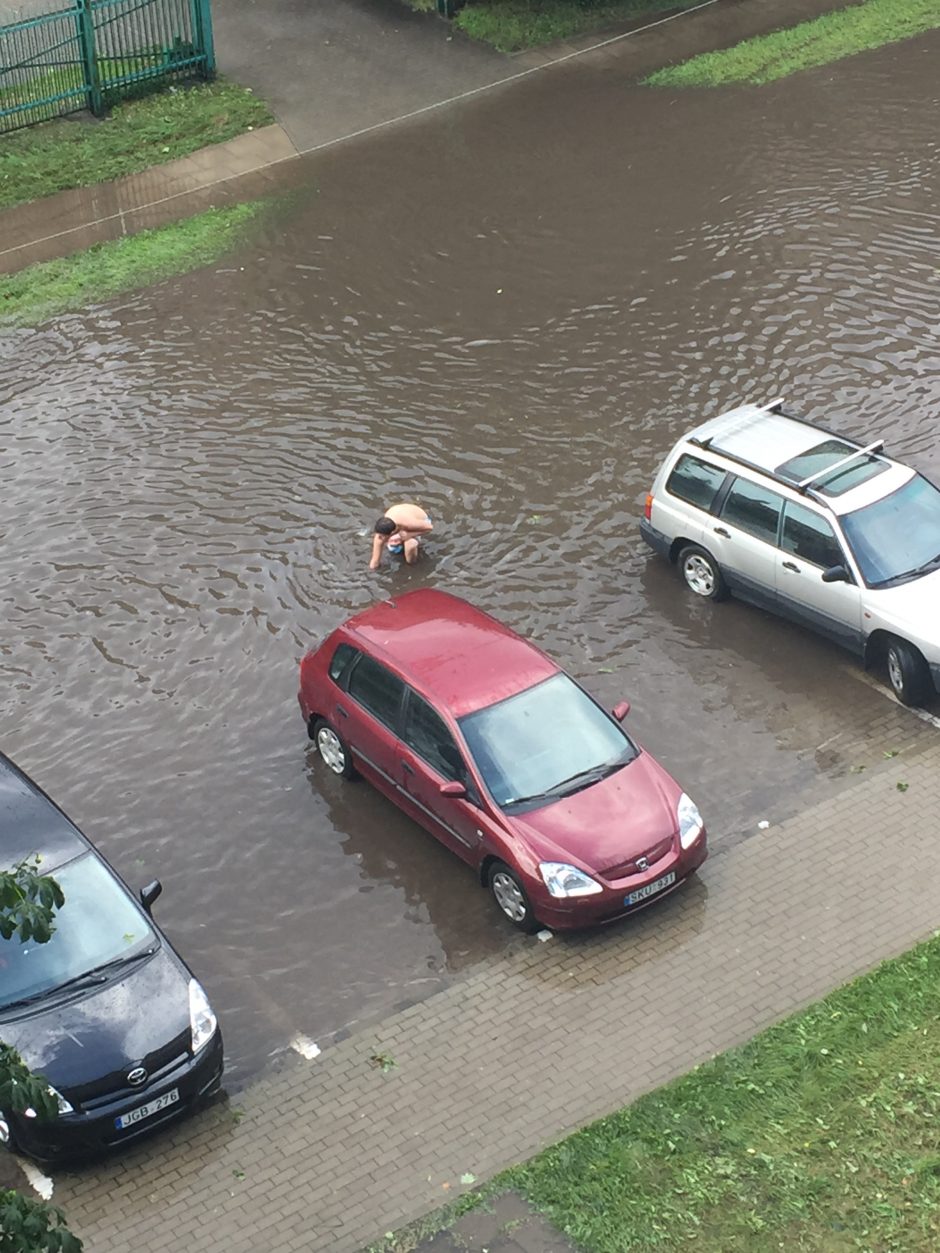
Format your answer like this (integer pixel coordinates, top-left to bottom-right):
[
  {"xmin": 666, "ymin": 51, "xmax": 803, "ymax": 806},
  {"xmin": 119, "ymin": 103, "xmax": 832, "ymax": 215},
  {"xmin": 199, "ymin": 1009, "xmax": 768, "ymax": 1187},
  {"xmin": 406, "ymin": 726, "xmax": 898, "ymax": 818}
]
[
  {"xmin": 65, "ymin": 946, "xmax": 158, "ymax": 986},
  {"xmin": 887, "ymin": 551, "xmax": 940, "ymax": 583},
  {"xmin": 503, "ymin": 758, "xmax": 628, "ymax": 808},
  {"xmin": 1, "ymin": 946, "xmax": 158, "ymax": 1011}
]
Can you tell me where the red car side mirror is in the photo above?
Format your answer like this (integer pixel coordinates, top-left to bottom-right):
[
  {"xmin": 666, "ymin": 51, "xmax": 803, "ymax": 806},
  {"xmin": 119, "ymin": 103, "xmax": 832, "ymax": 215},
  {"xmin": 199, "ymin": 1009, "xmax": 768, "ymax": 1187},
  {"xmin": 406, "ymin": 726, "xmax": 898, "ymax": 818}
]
[
  {"xmin": 612, "ymin": 701, "xmax": 630, "ymax": 722},
  {"xmin": 439, "ymin": 780, "xmax": 467, "ymax": 799}
]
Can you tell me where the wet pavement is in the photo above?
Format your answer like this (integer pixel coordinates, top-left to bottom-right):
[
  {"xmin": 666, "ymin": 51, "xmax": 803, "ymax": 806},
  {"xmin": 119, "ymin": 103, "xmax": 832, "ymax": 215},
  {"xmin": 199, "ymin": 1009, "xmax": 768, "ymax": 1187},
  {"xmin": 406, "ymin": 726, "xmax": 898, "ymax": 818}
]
[
  {"xmin": 2, "ymin": 0, "xmax": 866, "ymax": 274},
  {"xmin": 2, "ymin": 0, "xmax": 939, "ymax": 1104}
]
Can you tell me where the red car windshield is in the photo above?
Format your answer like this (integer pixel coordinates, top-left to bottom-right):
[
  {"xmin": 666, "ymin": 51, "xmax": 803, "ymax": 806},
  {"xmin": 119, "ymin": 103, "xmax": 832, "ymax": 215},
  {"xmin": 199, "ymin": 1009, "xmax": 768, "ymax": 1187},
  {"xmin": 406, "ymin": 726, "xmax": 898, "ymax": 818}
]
[{"xmin": 459, "ymin": 673, "xmax": 636, "ymax": 811}]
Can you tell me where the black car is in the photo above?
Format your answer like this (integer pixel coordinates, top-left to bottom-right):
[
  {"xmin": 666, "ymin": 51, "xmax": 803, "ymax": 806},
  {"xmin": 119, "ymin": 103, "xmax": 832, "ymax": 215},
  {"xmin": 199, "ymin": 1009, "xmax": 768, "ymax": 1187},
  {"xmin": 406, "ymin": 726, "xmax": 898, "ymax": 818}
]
[{"xmin": 0, "ymin": 753, "xmax": 223, "ymax": 1162}]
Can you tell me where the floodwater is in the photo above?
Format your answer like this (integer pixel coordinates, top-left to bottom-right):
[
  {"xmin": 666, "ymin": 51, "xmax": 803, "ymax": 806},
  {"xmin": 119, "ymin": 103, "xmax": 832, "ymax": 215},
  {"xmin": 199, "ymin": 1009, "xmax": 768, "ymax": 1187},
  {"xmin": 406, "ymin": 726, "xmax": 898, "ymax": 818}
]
[{"xmin": 2, "ymin": 37, "xmax": 939, "ymax": 1083}]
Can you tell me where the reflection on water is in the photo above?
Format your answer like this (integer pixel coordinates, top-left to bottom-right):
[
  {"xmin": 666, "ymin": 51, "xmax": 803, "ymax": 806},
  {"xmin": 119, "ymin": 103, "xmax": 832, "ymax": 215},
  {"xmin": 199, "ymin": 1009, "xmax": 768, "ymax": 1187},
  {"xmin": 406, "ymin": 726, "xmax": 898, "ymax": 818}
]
[{"xmin": 1, "ymin": 39, "xmax": 938, "ymax": 1080}]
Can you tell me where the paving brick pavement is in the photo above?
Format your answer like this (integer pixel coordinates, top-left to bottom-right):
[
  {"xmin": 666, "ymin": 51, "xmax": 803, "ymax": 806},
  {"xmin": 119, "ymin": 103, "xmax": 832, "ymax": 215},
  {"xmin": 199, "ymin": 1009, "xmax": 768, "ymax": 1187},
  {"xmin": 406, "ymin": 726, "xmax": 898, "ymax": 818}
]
[{"xmin": 31, "ymin": 722, "xmax": 940, "ymax": 1252}]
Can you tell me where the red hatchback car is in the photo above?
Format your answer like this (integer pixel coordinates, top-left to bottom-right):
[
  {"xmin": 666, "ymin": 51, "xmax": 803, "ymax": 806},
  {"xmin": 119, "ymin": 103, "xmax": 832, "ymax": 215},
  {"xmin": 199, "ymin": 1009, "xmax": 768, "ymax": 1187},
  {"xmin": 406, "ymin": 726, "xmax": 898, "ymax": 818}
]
[{"xmin": 298, "ymin": 590, "xmax": 707, "ymax": 933}]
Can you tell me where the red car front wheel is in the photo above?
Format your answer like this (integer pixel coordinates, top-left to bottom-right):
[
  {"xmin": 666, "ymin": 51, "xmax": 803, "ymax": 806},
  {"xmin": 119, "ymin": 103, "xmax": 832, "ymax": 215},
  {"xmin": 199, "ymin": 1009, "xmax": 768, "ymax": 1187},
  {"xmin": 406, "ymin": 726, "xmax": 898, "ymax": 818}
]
[{"xmin": 488, "ymin": 861, "xmax": 539, "ymax": 934}]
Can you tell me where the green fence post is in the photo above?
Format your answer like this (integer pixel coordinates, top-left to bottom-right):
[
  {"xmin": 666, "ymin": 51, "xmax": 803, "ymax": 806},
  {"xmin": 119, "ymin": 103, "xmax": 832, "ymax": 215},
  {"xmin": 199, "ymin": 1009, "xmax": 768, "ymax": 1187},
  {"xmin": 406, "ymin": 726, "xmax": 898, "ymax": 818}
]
[
  {"xmin": 436, "ymin": 0, "xmax": 455, "ymax": 16},
  {"xmin": 76, "ymin": 0, "xmax": 103, "ymax": 116},
  {"xmin": 192, "ymin": 0, "xmax": 216, "ymax": 78}
]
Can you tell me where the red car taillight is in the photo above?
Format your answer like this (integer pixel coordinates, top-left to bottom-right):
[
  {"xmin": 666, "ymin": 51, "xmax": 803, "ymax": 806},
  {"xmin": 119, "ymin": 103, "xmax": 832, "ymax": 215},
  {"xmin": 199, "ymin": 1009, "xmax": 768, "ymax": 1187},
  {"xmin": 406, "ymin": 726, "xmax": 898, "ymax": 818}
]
[{"xmin": 644, "ymin": 493, "xmax": 653, "ymax": 520}]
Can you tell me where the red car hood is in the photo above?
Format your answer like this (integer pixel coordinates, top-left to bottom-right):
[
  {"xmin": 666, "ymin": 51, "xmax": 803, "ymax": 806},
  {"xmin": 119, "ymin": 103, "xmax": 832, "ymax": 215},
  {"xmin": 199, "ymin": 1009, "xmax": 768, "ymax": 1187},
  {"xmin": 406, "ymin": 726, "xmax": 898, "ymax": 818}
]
[{"xmin": 509, "ymin": 751, "xmax": 681, "ymax": 874}]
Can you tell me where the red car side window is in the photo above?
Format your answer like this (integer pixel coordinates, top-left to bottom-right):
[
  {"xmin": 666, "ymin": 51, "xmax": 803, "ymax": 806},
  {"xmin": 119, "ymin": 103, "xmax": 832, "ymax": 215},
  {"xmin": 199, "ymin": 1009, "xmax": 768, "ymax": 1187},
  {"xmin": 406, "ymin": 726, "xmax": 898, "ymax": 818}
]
[
  {"xmin": 328, "ymin": 643, "xmax": 357, "ymax": 684},
  {"xmin": 347, "ymin": 655, "xmax": 405, "ymax": 730},
  {"xmin": 402, "ymin": 694, "xmax": 463, "ymax": 782}
]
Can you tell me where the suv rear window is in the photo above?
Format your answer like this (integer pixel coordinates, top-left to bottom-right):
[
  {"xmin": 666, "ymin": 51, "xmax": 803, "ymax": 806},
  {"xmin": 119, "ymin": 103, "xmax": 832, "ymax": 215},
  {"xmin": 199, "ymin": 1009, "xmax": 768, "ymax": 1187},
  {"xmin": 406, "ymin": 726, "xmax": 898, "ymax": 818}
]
[{"xmin": 666, "ymin": 454, "xmax": 727, "ymax": 511}]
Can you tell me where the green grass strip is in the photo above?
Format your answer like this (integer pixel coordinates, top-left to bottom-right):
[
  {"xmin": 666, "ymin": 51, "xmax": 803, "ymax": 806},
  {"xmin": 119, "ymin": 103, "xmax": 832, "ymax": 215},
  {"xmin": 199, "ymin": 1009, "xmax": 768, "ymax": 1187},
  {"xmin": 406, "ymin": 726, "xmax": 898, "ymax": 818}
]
[
  {"xmin": 371, "ymin": 931, "xmax": 940, "ymax": 1251},
  {"xmin": 0, "ymin": 200, "xmax": 266, "ymax": 327},
  {"xmin": 501, "ymin": 931, "xmax": 940, "ymax": 1250},
  {"xmin": 646, "ymin": 0, "xmax": 940, "ymax": 87},
  {"xmin": 0, "ymin": 79, "xmax": 273, "ymax": 211},
  {"xmin": 453, "ymin": 0, "xmax": 703, "ymax": 54}
]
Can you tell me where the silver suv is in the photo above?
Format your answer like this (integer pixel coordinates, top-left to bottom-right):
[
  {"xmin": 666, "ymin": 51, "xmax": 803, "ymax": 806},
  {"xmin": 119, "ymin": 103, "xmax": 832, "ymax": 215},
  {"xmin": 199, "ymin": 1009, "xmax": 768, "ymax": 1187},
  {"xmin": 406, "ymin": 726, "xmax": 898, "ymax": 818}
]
[{"xmin": 640, "ymin": 399, "xmax": 940, "ymax": 706}]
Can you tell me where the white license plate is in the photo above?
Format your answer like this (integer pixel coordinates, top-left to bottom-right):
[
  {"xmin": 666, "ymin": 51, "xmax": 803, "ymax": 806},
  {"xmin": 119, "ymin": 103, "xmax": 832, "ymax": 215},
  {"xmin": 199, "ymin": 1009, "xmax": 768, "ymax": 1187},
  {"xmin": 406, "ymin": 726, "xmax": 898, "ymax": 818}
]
[
  {"xmin": 114, "ymin": 1088, "xmax": 179, "ymax": 1130},
  {"xmin": 625, "ymin": 871, "xmax": 676, "ymax": 907}
]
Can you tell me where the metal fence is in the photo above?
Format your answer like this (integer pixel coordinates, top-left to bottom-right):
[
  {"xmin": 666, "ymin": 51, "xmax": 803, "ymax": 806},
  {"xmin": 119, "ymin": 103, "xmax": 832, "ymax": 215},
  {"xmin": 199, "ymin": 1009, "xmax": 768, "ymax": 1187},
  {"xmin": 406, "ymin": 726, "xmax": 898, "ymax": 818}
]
[{"xmin": 0, "ymin": 0, "xmax": 215, "ymax": 133}]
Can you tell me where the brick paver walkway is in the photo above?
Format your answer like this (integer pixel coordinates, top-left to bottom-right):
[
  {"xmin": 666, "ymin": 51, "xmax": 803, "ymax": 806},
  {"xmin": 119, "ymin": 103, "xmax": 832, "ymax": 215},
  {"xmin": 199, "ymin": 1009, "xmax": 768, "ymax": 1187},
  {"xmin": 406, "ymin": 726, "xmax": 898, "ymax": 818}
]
[{"xmin": 45, "ymin": 712, "xmax": 940, "ymax": 1252}]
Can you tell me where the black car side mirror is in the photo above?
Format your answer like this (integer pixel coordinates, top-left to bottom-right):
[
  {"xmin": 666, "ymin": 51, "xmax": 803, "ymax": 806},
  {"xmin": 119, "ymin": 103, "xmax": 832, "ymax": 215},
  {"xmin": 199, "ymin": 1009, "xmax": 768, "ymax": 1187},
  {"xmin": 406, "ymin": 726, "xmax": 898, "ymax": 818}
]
[
  {"xmin": 821, "ymin": 564, "xmax": 849, "ymax": 584},
  {"xmin": 612, "ymin": 701, "xmax": 631, "ymax": 722},
  {"xmin": 439, "ymin": 780, "xmax": 467, "ymax": 799},
  {"xmin": 140, "ymin": 880, "xmax": 163, "ymax": 914}
]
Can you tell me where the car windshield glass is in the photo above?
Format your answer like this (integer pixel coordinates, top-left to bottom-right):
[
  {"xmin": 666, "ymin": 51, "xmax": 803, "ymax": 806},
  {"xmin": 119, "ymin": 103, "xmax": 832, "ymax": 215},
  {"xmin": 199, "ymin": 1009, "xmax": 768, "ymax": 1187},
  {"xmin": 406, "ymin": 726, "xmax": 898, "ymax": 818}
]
[
  {"xmin": 841, "ymin": 474, "xmax": 940, "ymax": 586},
  {"xmin": 0, "ymin": 851, "xmax": 155, "ymax": 1011},
  {"xmin": 458, "ymin": 673, "xmax": 636, "ymax": 810}
]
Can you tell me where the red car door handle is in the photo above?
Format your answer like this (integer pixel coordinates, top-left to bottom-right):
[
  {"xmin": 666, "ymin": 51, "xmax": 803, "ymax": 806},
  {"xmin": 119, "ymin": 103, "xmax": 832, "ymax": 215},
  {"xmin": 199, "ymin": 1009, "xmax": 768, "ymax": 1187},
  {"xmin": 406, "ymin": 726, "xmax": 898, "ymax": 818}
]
[
  {"xmin": 401, "ymin": 761, "xmax": 415, "ymax": 775},
  {"xmin": 335, "ymin": 704, "xmax": 349, "ymax": 718}
]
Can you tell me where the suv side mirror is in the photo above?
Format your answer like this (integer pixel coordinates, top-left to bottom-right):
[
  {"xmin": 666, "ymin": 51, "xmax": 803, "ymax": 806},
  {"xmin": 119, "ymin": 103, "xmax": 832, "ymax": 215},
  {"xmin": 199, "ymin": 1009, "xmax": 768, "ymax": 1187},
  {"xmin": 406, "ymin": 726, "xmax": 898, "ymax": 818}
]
[
  {"xmin": 140, "ymin": 880, "xmax": 163, "ymax": 914},
  {"xmin": 821, "ymin": 564, "xmax": 849, "ymax": 584},
  {"xmin": 612, "ymin": 701, "xmax": 631, "ymax": 722},
  {"xmin": 439, "ymin": 780, "xmax": 466, "ymax": 799}
]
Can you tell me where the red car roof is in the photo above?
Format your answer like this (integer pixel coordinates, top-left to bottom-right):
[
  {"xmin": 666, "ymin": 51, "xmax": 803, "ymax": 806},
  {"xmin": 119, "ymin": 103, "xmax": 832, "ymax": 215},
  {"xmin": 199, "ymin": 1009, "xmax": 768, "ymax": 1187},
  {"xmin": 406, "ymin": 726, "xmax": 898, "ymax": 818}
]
[{"xmin": 344, "ymin": 589, "xmax": 559, "ymax": 718}]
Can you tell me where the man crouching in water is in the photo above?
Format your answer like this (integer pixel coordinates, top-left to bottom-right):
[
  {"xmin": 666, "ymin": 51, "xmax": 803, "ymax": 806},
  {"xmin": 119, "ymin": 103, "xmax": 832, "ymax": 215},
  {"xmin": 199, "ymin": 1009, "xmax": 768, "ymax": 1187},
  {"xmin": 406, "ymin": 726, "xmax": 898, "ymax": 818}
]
[{"xmin": 369, "ymin": 503, "xmax": 433, "ymax": 570}]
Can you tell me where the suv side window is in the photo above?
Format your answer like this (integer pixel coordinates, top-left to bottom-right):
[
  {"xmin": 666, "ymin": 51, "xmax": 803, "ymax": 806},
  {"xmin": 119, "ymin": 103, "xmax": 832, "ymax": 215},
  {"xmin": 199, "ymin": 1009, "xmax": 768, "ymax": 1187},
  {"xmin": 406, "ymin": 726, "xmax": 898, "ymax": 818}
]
[
  {"xmin": 781, "ymin": 502, "xmax": 844, "ymax": 569},
  {"xmin": 666, "ymin": 454, "xmax": 727, "ymax": 512},
  {"xmin": 328, "ymin": 642, "xmax": 357, "ymax": 684},
  {"xmin": 347, "ymin": 655, "xmax": 405, "ymax": 729},
  {"xmin": 402, "ymin": 693, "xmax": 464, "ymax": 782},
  {"xmin": 720, "ymin": 478, "xmax": 785, "ymax": 544}
]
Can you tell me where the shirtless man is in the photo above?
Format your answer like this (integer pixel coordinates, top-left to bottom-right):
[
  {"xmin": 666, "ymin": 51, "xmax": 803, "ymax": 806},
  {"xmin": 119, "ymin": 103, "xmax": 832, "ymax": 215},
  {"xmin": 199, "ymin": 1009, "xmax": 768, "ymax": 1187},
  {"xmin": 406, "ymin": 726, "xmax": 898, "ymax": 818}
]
[{"xmin": 369, "ymin": 502, "xmax": 433, "ymax": 570}]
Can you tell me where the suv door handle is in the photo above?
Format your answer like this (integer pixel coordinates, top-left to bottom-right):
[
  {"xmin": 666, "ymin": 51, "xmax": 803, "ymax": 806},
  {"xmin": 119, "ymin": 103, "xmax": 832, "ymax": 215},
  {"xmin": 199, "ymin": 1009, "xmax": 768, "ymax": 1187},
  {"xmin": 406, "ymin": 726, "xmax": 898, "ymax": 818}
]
[
  {"xmin": 713, "ymin": 527, "xmax": 730, "ymax": 538},
  {"xmin": 781, "ymin": 561, "xmax": 800, "ymax": 572},
  {"xmin": 401, "ymin": 761, "xmax": 415, "ymax": 775}
]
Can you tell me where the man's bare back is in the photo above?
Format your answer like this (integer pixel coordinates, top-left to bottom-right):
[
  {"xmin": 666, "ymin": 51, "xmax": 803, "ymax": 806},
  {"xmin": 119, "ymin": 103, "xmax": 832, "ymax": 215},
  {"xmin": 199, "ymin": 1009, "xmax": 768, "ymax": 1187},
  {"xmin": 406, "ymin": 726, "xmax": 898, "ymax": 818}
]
[{"xmin": 369, "ymin": 503, "xmax": 433, "ymax": 569}]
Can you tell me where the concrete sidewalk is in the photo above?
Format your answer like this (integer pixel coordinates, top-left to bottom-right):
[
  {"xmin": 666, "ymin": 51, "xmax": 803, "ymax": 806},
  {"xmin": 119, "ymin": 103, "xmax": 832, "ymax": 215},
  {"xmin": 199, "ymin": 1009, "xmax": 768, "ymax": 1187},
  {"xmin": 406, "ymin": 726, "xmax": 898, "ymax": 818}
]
[
  {"xmin": 44, "ymin": 696, "xmax": 940, "ymax": 1252},
  {"xmin": 210, "ymin": 0, "xmax": 505, "ymax": 154}
]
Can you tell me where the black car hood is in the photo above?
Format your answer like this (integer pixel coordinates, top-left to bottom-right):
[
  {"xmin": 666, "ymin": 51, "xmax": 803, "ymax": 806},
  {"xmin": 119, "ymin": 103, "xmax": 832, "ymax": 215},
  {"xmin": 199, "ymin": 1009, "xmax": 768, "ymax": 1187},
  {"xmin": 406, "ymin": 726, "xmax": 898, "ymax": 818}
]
[{"xmin": 0, "ymin": 944, "xmax": 191, "ymax": 1094}]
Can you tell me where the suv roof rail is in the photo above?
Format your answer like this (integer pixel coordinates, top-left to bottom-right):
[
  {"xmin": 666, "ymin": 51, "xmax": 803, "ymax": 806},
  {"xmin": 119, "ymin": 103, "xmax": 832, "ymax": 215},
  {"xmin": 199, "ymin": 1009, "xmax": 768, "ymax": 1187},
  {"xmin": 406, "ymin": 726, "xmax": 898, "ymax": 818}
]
[
  {"xmin": 797, "ymin": 439, "xmax": 886, "ymax": 489},
  {"xmin": 687, "ymin": 400, "xmax": 884, "ymax": 499},
  {"xmin": 687, "ymin": 437, "xmax": 824, "ymax": 497}
]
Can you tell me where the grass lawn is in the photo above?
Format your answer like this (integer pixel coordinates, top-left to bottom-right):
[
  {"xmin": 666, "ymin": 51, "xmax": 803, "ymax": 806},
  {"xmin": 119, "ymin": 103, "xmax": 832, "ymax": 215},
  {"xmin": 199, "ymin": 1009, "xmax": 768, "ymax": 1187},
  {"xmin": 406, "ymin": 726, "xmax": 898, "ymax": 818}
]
[
  {"xmin": 447, "ymin": 0, "xmax": 705, "ymax": 54},
  {"xmin": 0, "ymin": 79, "xmax": 273, "ymax": 211},
  {"xmin": 646, "ymin": 0, "xmax": 940, "ymax": 87},
  {"xmin": 0, "ymin": 200, "xmax": 267, "ymax": 327},
  {"xmin": 375, "ymin": 932, "xmax": 940, "ymax": 1251}
]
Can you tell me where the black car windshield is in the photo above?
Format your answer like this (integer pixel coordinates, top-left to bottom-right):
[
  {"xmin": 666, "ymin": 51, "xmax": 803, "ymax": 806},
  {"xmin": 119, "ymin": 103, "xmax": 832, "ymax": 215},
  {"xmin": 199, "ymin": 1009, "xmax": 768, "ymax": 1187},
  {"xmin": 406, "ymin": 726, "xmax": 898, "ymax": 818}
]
[
  {"xmin": 841, "ymin": 474, "xmax": 940, "ymax": 586},
  {"xmin": 458, "ymin": 673, "xmax": 636, "ymax": 810},
  {"xmin": 0, "ymin": 851, "xmax": 155, "ymax": 1011}
]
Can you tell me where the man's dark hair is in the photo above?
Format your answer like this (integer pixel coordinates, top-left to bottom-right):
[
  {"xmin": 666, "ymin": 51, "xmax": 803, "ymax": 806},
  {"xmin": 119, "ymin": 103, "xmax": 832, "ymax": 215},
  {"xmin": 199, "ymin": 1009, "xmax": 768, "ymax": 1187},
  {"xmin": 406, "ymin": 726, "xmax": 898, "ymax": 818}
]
[{"xmin": 374, "ymin": 516, "xmax": 396, "ymax": 536}]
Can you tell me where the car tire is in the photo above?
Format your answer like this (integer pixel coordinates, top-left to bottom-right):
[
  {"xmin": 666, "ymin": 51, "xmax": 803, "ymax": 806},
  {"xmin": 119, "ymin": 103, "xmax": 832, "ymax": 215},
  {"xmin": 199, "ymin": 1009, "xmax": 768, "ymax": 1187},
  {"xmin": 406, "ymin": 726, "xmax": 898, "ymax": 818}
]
[
  {"xmin": 488, "ymin": 861, "xmax": 540, "ymax": 934},
  {"xmin": 312, "ymin": 719, "xmax": 358, "ymax": 780},
  {"xmin": 884, "ymin": 638, "xmax": 931, "ymax": 707},
  {"xmin": 678, "ymin": 545, "xmax": 728, "ymax": 601},
  {"xmin": 0, "ymin": 1113, "xmax": 18, "ymax": 1155}
]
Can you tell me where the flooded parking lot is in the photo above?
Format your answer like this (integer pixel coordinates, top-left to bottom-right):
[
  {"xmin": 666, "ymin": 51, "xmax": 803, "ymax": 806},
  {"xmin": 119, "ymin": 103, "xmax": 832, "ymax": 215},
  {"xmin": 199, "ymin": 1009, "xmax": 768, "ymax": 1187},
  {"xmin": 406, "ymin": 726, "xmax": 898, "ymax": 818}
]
[{"xmin": 2, "ymin": 36, "xmax": 938, "ymax": 1084}]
